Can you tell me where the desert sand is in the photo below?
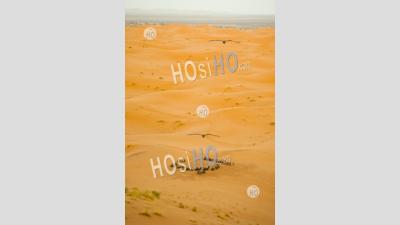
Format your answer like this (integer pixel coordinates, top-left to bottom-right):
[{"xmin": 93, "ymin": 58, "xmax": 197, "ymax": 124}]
[{"xmin": 126, "ymin": 24, "xmax": 274, "ymax": 225}]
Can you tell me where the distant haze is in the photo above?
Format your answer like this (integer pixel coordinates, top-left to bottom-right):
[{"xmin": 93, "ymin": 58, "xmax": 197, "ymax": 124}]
[
  {"xmin": 126, "ymin": 0, "xmax": 274, "ymax": 15},
  {"xmin": 125, "ymin": 9, "xmax": 274, "ymax": 28}
]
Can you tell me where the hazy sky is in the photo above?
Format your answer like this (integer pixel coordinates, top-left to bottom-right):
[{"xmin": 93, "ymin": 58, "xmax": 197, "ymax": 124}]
[{"xmin": 126, "ymin": 0, "xmax": 274, "ymax": 15}]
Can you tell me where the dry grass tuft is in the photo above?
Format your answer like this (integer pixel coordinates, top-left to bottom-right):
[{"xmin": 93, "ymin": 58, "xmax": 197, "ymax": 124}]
[{"xmin": 125, "ymin": 187, "xmax": 161, "ymax": 201}]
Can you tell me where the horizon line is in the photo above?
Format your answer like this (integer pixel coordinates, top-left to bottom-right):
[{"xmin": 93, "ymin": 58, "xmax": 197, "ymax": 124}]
[{"xmin": 125, "ymin": 8, "xmax": 275, "ymax": 17}]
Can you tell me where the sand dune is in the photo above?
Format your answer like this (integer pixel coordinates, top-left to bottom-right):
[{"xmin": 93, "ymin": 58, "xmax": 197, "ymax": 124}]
[{"xmin": 126, "ymin": 24, "xmax": 274, "ymax": 225}]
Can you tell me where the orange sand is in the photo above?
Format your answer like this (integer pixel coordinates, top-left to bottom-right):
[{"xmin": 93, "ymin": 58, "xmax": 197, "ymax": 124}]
[{"xmin": 126, "ymin": 24, "xmax": 274, "ymax": 225}]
